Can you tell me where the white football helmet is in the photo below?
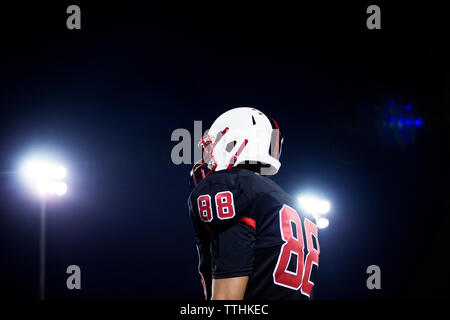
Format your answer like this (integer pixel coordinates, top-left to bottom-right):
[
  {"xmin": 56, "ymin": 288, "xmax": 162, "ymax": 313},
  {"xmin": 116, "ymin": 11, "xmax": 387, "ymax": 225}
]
[{"xmin": 191, "ymin": 107, "xmax": 283, "ymax": 185}]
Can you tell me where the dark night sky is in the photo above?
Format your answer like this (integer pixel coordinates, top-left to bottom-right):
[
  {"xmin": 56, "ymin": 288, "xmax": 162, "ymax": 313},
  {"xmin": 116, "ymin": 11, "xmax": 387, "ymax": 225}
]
[{"xmin": 1, "ymin": 2, "xmax": 449, "ymax": 299}]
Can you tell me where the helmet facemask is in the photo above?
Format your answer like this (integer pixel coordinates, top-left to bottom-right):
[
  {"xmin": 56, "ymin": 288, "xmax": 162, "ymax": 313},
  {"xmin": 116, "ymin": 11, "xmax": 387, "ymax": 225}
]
[{"xmin": 190, "ymin": 127, "xmax": 228, "ymax": 186}]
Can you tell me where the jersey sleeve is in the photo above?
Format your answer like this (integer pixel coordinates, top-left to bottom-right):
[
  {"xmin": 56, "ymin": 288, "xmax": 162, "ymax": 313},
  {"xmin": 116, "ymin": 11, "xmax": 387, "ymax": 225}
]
[
  {"xmin": 188, "ymin": 196, "xmax": 212, "ymax": 300},
  {"xmin": 189, "ymin": 177, "xmax": 257, "ymax": 280},
  {"xmin": 209, "ymin": 220, "xmax": 256, "ymax": 279}
]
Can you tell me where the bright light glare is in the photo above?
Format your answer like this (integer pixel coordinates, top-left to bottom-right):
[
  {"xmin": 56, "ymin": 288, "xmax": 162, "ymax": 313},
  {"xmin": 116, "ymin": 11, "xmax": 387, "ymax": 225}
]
[
  {"xmin": 20, "ymin": 159, "xmax": 67, "ymax": 196},
  {"xmin": 298, "ymin": 194, "xmax": 331, "ymax": 229},
  {"xmin": 23, "ymin": 162, "xmax": 66, "ymax": 180},
  {"xmin": 316, "ymin": 217, "xmax": 329, "ymax": 229},
  {"xmin": 298, "ymin": 196, "xmax": 331, "ymax": 215},
  {"xmin": 35, "ymin": 180, "xmax": 67, "ymax": 196}
]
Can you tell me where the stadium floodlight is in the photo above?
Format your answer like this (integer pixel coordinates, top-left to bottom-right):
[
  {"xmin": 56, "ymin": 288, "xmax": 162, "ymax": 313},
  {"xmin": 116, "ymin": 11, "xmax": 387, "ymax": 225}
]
[
  {"xmin": 316, "ymin": 217, "xmax": 330, "ymax": 229},
  {"xmin": 19, "ymin": 157, "xmax": 68, "ymax": 300},
  {"xmin": 21, "ymin": 160, "xmax": 67, "ymax": 196},
  {"xmin": 298, "ymin": 194, "xmax": 331, "ymax": 229},
  {"xmin": 298, "ymin": 195, "xmax": 330, "ymax": 215}
]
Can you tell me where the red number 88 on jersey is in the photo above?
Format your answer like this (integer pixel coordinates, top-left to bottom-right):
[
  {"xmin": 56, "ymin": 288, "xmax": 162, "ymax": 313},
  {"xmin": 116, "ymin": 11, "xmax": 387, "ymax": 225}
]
[
  {"xmin": 273, "ymin": 204, "xmax": 319, "ymax": 297},
  {"xmin": 197, "ymin": 191, "xmax": 236, "ymax": 222}
]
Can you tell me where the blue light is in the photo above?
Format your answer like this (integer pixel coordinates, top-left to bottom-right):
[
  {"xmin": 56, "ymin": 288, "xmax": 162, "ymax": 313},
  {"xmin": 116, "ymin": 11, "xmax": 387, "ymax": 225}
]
[
  {"xmin": 405, "ymin": 119, "xmax": 413, "ymax": 126},
  {"xmin": 405, "ymin": 104, "xmax": 412, "ymax": 110},
  {"xmin": 397, "ymin": 119, "xmax": 404, "ymax": 125},
  {"xmin": 414, "ymin": 119, "xmax": 423, "ymax": 126}
]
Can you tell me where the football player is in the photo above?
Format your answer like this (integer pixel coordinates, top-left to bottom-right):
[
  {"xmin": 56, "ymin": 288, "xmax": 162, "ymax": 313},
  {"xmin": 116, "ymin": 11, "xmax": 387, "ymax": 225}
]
[{"xmin": 188, "ymin": 107, "xmax": 320, "ymax": 300}]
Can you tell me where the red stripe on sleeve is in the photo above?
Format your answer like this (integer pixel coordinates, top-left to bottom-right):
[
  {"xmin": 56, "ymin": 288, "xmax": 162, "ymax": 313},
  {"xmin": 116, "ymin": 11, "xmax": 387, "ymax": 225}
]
[{"xmin": 239, "ymin": 217, "xmax": 256, "ymax": 231}]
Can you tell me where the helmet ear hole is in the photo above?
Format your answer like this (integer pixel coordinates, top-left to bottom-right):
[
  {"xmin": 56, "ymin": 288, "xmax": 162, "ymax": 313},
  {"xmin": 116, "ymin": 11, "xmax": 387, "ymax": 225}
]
[{"xmin": 225, "ymin": 140, "xmax": 237, "ymax": 152}]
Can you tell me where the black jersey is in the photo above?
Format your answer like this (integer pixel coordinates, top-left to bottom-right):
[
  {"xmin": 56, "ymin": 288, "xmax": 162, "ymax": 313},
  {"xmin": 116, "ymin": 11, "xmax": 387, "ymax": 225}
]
[{"xmin": 188, "ymin": 168, "xmax": 320, "ymax": 300}]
